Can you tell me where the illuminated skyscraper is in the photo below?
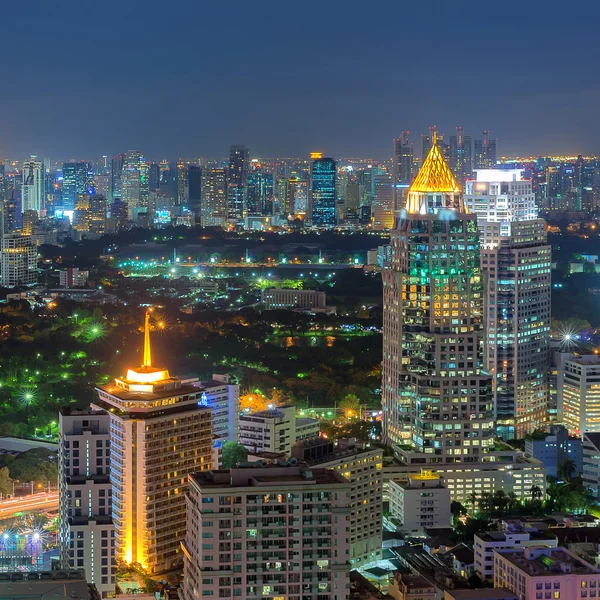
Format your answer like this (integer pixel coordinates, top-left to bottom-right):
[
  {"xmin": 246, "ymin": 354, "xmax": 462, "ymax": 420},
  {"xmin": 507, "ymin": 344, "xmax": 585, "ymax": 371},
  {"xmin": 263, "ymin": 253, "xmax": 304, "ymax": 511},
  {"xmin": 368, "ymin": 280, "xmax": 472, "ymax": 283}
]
[
  {"xmin": 176, "ymin": 160, "xmax": 187, "ymax": 205},
  {"xmin": 62, "ymin": 162, "xmax": 89, "ymax": 210},
  {"xmin": 310, "ymin": 156, "xmax": 337, "ymax": 226},
  {"xmin": 474, "ymin": 131, "xmax": 497, "ymax": 169},
  {"xmin": 465, "ymin": 170, "xmax": 551, "ymax": 438},
  {"xmin": 449, "ymin": 126, "xmax": 472, "ymax": 182},
  {"xmin": 91, "ymin": 312, "xmax": 213, "ymax": 573},
  {"xmin": 187, "ymin": 165, "xmax": 202, "ymax": 220},
  {"xmin": 246, "ymin": 169, "xmax": 274, "ymax": 217},
  {"xmin": 393, "ymin": 132, "xmax": 414, "ymax": 209},
  {"xmin": 121, "ymin": 151, "xmax": 149, "ymax": 222},
  {"xmin": 201, "ymin": 168, "xmax": 227, "ymax": 227},
  {"xmin": 110, "ymin": 153, "xmax": 125, "ymax": 202},
  {"xmin": 21, "ymin": 158, "xmax": 44, "ymax": 214},
  {"xmin": 382, "ymin": 135, "xmax": 494, "ymax": 461},
  {"xmin": 372, "ymin": 174, "xmax": 395, "ymax": 230},
  {"xmin": 227, "ymin": 145, "xmax": 249, "ymax": 225}
]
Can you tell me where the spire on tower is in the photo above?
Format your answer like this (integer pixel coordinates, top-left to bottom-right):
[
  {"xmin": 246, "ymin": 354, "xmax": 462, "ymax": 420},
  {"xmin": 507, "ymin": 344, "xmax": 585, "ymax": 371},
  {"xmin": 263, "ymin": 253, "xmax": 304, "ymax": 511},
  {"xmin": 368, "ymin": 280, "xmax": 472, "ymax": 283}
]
[{"xmin": 143, "ymin": 310, "xmax": 152, "ymax": 367}]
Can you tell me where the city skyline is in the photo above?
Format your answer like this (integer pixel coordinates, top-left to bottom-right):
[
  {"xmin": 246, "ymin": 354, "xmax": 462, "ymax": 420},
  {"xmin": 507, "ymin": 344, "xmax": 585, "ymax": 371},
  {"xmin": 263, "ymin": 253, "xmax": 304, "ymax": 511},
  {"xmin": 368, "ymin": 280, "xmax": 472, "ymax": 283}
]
[{"xmin": 0, "ymin": 1, "xmax": 599, "ymax": 159}]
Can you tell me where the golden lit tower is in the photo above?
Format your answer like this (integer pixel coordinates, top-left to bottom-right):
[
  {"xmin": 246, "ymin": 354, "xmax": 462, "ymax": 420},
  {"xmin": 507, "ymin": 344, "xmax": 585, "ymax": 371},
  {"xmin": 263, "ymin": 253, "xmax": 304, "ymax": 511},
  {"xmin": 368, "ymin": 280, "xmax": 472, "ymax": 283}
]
[
  {"xmin": 92, "ymin": 311, "xmax": 212, "ymax": 574},
  {"xmin": 382, "ymin": 134, "xmax": 495, "ymax": 463}
]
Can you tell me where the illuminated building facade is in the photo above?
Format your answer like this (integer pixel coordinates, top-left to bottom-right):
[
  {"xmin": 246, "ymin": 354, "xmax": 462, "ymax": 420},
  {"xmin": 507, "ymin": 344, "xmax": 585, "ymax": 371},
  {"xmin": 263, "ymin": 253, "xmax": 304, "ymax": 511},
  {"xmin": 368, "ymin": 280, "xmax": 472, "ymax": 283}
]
[
  {"xmin": 1, "ymin": 234, "xmax": 37, "ymax": 287},
  {"xmin": 21, "ymin": 158, "xmax": 44, "ymax": 215},
  {"xmin": 62, "ymin": 162, "xmax": 89, "ymax": 210},
  {"xmin": 465, "ymin": 170, "xmax": 551, "ymax": 439},
  {"xmin": 91, "ymin": 312, "xmax": 213, "ymax": 573},
  {"xmin": 121, "ymin": 150, "xmax": 149, "ymax": 222},
  {"xmin": 201, "ymin": 168, "xmax": 227, "ymax": 227},
  {"xmin": 59, "ymin": 410, "xmax": 115, "ymax": 597},
  {"xmin": 246, "ymin": 169, "xmax": 274, "ymax": 218},
  {"xmin": 474, "ymin": 130, "xmax": 497, "ymax": 169},
  {"xmin": 371, "ymin": 174, "xmax": 395, "ymax": 230},
  {"xmin": 180, "ymin": 466, "xmax": 351, "ymax": 600},
  {"xmin": 227, "ymin": 145, "xmax": 249, "ymax": 225},
  {"xmin": 310, "ymin": 157, "xmax": 337, "ymax": 227},
  {"xmin": 559, "ymin": 354, "xmax": 600, "ymax": 435},
  {"xmin": 382, "ymin": 135, "xmax": 495, "ymax": 462}
]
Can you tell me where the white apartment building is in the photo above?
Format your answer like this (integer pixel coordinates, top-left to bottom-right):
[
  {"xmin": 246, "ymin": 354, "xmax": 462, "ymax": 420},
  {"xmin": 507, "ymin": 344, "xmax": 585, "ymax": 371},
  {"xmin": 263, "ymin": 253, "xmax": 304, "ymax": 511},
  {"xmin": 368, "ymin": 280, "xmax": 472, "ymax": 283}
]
[
  {"xmin": 59, "ymin": 410, "xmax": 115, "ymax": 597},
  {"xmin": 1, "ymin": 234, "xmax": 37, "ymax": 287},
  {"xmin": 464, "ymin": 169, "xmax": 550, "ymax": 439},
  {"xmin": 494, "ymin": 546, "xmax": 600, "ymax": 600},
  {"xmin": 291, "ymin": 437, "xmax": 382, "ymax": 567},
  {"xmin": 59, "ymin": 267, "xmax": 90, "ymax": 288},
  {"xmin": 91, "ymin": 313, "xmax": 213, "ymax": 574},
  {"xmin": 261, "ymin": 288, "xmax": 326, "ymax": 310},
  {"xmin": 21, "ymin": 158, "xmax": 45, "ymax": 214},
  {"xmin": 474, "ymin": 520, "xmax": 558, "ymax": 581},
  {"xmin": 558, "ymin": 354, "xmax": 600, "ymax": 435},
  {"xmin": 388, "ymin": 472, "xmax": 451, "ymax": 535},
  {"xmin": 239, "ymin": 405, "xmax": 319, "ymax": 456},
  {"xmin": 181, "ymin": 465, "xmax": 352, "ymax": 600},
  {"xmin": 384, "ymin": 448, "xmax": 546, "ymax": 504},
  {"xmin": 189, "ymin": 374, "xmax": 239, "ymax": 468}
]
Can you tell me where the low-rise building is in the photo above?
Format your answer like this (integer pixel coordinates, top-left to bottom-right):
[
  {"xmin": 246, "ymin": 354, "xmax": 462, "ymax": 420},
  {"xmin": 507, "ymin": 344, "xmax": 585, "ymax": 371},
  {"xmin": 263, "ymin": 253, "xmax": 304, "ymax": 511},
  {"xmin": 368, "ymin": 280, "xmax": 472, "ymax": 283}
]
[
  {"xmin": 388, "ymin": 574, "xmax": 436, "ymax": 600},
  {"xmin": 388, "ymin": 472, "xmax": 451, "ymax": 535},
  {"xmin": 262, "ymin": 288, "xmax": 326, "ymax": 310},
  {"xmin": 583, "ymin": 432, "xmax": 600, "ymax": 497},
  {"xmin": 444, "ymin": 590, "xmax": 517, "ymax": 600},
  {"xmin": 474, "ymin": 520, "xmax": 558, "ymax": 581},
  {"xmin": 384, "ymin": 448, "xmax": 546, "ymax": 503},
  {"xmin": 180, "ymin": 465, "xmax": 352, "ymax": 600},
  {"xmin": 448, "ymin": 543, "xmax": 475, "ymax": 578},
  {"xmin": 291, "ymin": 437, "xmax": 382, "ymax": 567},
  {"xmin": 494, "ymin": 546, "xmax": 600, "ymax": 599},
  {"xmin": 0, "ymin": 570, "xmax": 97, "ymax": 600},
  {"xmin": 59, "ymin": 267, "xmax": 89, "ymax": 288}
]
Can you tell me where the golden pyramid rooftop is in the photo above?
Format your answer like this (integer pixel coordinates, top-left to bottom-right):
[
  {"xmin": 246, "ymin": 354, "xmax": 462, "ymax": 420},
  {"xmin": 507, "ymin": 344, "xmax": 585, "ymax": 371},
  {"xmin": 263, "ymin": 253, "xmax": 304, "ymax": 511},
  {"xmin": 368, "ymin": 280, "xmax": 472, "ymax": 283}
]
[{"xmin": 406, "ymin": 132, "xmax": 465, "ymax": 214}]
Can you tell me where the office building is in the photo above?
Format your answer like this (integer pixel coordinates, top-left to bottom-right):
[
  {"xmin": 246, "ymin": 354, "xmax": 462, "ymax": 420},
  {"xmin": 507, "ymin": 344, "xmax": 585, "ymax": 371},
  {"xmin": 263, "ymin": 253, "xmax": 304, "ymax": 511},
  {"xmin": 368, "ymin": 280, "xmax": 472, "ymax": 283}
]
[
  {"xmin": 449, "ymin": 126, "xmax": 472, "ymax": 182},
  {"xmin": 311, "ymin": 156, "xmax": 337, "ymax": 227},
  {"xmin": 121, "ymin": 150, "xmax": 149, "ymax": 221},
  {"xmin": 62, "ymin": 162, "xmax": 89, "ymax": 210},
  {"xmin": 474, "ymin": 131, "xmax": 497, "ymax": 169},
  {"xmin": 372, "ymin": 174, "xmax": 395, "ymax": 230},
  {"xmin": 1, "ymin": 234, "xmax": 37, "ymax": 287},
  {"xmin": 239, "ymin": 405, "xmax": 319, "ymax": 455},
  {"xmin": 382, "ymin": 133, "xmax": 495, "ymax": 462},
  {"xmin": 261, "ymin": 288, "xmax": 326, "ymax": 310},
  {"xmin": 394, "ymin": 132, "xmax": 414, "ymax": 186},
  {"xmin": 558, "ymin": 353, "xmax": 600, "ymax": 435},
  {"xmin": 464, "ymin": 169, "xmax": 551, "ymax": 438},
  {"xmin": 383, "ymin": 449, "xmax": 546, "ymax": 504},
  {"xmin": 176, "ymin": 160, "xmax": 187, "ymax": 205},
  {"xmin": 246, "ymin": 169, "xmax": 274, "ymax": 218},
  {"xmin": 388, "ymin": 472, "xmax": 451, "ymax": 535},
  {"xmin": 59, "ymin": 267, "xmax": 89, "ymax": 288},
  {"xmin": 474, "ymin": 521, "xmax": 558, "ymax": 581},
  {"xmin": 180, "ymin": 465, "xmax": 351, "ymax": 600},
  {"xmin": 524, "ymin": 425, "xmax": 582, "ymax": 479},
  {"xmin": 201, "ymin": 168, "xmax": 227, "ymax": 227},
  {"xmin": 73, "ymin": 193, "xmax": 107, "ymax": 236},
  {"xmin": 582, "ymin": 432, "xmax": 600, "ymax": 497},
  {"xmin": 494, "ymin": 547, "xmax": 600, "ymax": 598},
  {"xmin": 21, "ymin": 158, "xmax": 44, "ymax": 214},
  {"xmin": 227, "ymin": 145, "xmax": 249, "ymax": 225},
  {"xmin": 110, "ymin": 153, "xmax": 125, "ymax": 202},
  {"xmin": 291, "ymin": 437, "xmax": 382, "ymax": 567},
  {"xmin": 59, "ymin": 410, "xmax": 115, "ymax": 597},
  {"xmin": 187, "ymin": 165, "xmax": 202, "ymax": 219},
  {"xmin": 91, "ymin": 312, "xmax": 213, "ymax": 573}
]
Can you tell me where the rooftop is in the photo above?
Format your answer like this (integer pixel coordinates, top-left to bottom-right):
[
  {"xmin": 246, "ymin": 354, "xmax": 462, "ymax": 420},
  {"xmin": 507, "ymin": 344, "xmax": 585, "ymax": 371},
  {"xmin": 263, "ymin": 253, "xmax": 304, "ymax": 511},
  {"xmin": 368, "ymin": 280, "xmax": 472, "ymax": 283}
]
[{"xmin": 497, "ymin": 547, "xmax": 598, "ymax": 576}]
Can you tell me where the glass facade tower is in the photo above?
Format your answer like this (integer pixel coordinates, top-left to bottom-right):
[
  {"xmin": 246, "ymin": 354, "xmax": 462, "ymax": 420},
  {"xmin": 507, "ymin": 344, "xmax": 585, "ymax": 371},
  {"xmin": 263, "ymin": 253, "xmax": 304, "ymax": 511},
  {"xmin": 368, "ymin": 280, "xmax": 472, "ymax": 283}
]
[{"xmin": 310, "ymin": 157, "xmax": 337, "ymax": 226}]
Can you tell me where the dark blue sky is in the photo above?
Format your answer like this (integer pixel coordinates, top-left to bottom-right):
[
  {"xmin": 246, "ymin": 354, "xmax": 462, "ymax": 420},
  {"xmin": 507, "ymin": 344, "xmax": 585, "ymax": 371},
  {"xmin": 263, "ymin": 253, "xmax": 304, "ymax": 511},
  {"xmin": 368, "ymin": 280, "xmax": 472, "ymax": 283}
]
[{"xmin": 1, "ymin": 0, "xmax": 599, "ymax": 160}]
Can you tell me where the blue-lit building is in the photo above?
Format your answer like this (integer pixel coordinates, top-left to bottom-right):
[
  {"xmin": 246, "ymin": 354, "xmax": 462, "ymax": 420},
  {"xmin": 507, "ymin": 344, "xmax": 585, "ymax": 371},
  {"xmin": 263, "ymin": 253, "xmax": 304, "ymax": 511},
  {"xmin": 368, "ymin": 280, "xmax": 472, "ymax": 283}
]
[
  {"xmin": 62, "ymin": 162, "xmax": 89, "ymax": 210},
  {"xmin": 247, "ymin": 170, "xmax": 274, "ymax": 217},
  {"xmin": 311, "ymin": 157, "xmax": 337, "ymax": 227},
  {"xmin": 525, "ymin": 425, "xmax": 582, "ymax": 479}
]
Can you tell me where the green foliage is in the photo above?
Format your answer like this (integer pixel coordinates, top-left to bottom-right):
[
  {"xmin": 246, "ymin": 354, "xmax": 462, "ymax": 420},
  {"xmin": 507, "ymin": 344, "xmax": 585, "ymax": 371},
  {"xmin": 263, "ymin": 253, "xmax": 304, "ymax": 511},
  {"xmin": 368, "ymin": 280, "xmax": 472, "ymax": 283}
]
[
  {"xmin": 0, "ymin": 449, "xmax": 57, "ymax": 484},
  {"xmin": 221, "ymin": 442, "xmax": 248, "ymax": 469},
  {"xmin": 0, "ymin": 467, "xmax": 12, "ymax": 497}
]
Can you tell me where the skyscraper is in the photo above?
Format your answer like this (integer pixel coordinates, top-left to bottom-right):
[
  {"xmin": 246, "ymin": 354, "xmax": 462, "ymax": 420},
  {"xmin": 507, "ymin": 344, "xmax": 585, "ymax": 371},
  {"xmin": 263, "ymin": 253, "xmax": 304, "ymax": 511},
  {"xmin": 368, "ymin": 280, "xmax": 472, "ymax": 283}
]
[
  {"xmin": 474, "ymin": 131, "xmax": 497, "ymax": 169},
  {"xmin": 310, "ymin": 156, "xmax": 337, "ymax": 227},
  {"xmin": 21, "ymin": 158, "xmax": 44, "ymax": 214},
  {"xmin": 187, "ymin": 165, "xmax": 202, "ymax": 220},
  {"xmin": 372, "ymin": 174, "xmax": 395, "ymax": 230},
  {"xmin": 449, "ymin": 126, "xmax": 472, "ymax": 182},
  {"xmin": 176, "ymin": 160, "xmax": 187, "ymax": 205},
  {"xmin": 91, "ymin": 312, "xmax": 213, "ymax": 573},
  {"xmin": 382, "ymin": 135, "xmax": 494, "ymax": 462},
  {"xmin": 62, "ymin": 162, "xmax": 89, "ymax": 210},
  {"xmin": 121, "ymin": 150, "xmax": 149, "ymax": 222},
  {"xmin": 201, "ymin": 168, "xmax": 227, "ymax": 227},
  {"xmin": 246, "ymin": 169, "xmax": 274, "ymax": 217},
  {"xmin": 394, "ymin": 132, "xmax": 414, "ymax": 186},
  {"xmin": 227, "ymin": 145, "xmax": 249, "ymax": 225},
  {"xmin": 464, "ymin": 170, "xmax": 551, "ymax": 439},
  {"xmin": 110, "ymin": 153, "xmax": 125, "ymax": 202}
]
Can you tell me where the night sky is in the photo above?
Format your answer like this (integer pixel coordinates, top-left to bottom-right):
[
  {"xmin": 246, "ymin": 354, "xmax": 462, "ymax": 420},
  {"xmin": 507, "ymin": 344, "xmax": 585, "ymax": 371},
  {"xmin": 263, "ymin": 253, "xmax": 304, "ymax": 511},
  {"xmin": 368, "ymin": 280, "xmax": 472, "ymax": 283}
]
[{"xmin": 1, "ymin": 0, "xmax": 598, "ymax": 160}]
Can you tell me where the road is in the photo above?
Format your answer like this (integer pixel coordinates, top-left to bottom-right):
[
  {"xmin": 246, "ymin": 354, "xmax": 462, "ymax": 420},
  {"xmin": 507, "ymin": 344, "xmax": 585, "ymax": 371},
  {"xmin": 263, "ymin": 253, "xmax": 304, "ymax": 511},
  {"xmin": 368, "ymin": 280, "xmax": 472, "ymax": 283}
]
[{"xmin": 0, "ymin": 492, "xmax": 59, "ymax": 520}]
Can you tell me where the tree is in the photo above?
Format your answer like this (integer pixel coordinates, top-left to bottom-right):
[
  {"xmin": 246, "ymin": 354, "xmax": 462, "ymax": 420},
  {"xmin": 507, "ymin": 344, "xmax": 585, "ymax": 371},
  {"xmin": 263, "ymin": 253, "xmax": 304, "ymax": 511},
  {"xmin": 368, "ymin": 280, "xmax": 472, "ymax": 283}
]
[
  {"xmin": 0, "ymin": 467, "xmax": 12, "ymax": 497},
  {"xmin": 530, "ymin": 485, "xmax": 543, "ymax": 501},
  {"xmin": 221, "ymin": 442, "xmax": 248, "ymax": 469},
  {"xmin": 557, "ymin": 458, "xmax": 576, "ymax": 482},
  {"xmin": 339, "ymin": 394, "xmax": 360, "ymax": 420}
]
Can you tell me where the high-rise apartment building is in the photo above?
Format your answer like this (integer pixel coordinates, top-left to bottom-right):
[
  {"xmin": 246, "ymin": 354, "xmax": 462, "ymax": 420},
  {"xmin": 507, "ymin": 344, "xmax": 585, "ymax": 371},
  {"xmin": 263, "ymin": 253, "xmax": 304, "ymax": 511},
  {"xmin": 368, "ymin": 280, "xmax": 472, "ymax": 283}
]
[
  {"xmin": 394, "ymin": 132, "xmax": 414, "ymax": 186},
  {"xmin": 176, "ymin": 160, "xmax": 187, "ymax": 205},
  {"xmin": 382, "ymin": 134, "xmax": 495, "ymax": 462},
  {"xmin": 371, "ymin": 174, "xmax": 395, "ymax": 230},
  {"xmin": 73, "ymin": 193, "xmax": 107, "ymax": 236},
  {"xmin": 227, "ymin": 145, "xmax": 249, "ymax": 225},
  {"xmin": 291, "ymin": 437, "xmax": 382, "ymax": 567},
  {"xmin": 1, "ymin": 234, "xmax": 37, "ymax": 287},
  {"xmin": 62, "ymin": 162, "xmax": 89, "ymax": 210},
  {"xmin": 21, "ymin": 158, "xmax": 44, "ymax": 214},
  {"xmin": 247, "ymin": 169, "xmax": 274, "ymax": 217},
  {"xmin": 311, "ymin": 156, "xmax": 337, "ymax": 227},
  {"xmin": 464, "ymin": 170, "xmax": 551, "ymax": 438},
  {"xmin": 201, "ymin": 168, "xmax": 227, "ymax": 227},
  {"xmin": 110, "ymin": 153, "xmax": 125, "ymax": 202},
  {"xmin": 474, "ymin": 131, "xmax": 497, "ymax": 169},
  {"xmin": 91, "ymin": 312, "xmax": 213, "ymax": 573},
  {"xmin": 59, "ymin": 410, "xmax": 115, "ymax": 597},
  {"xmin": 180, "ymin": 466, "xmax": 352, "ymax": 600},
  {"xmin": 121, "ymin": 150, "xmax": 149, "ymax": 221}
]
